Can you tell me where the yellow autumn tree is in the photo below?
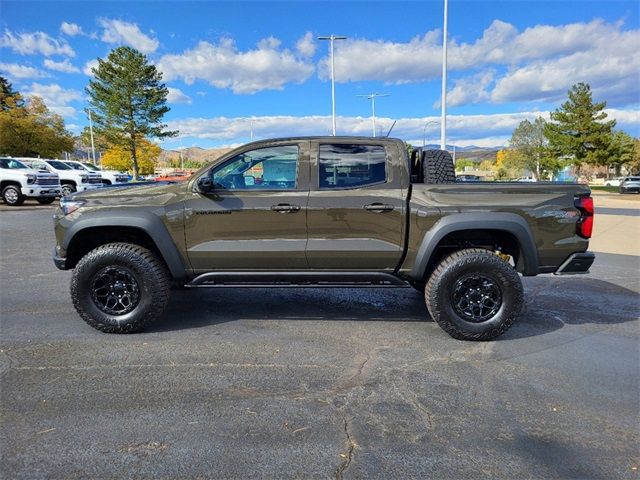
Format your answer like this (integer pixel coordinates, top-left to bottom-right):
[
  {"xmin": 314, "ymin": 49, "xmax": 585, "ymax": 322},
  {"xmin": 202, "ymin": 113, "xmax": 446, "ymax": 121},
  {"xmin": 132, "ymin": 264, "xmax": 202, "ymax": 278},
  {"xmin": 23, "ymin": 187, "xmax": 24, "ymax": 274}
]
[{"xmin": 101, "ymin": 138, "xmax": 161, "ymax": 175}]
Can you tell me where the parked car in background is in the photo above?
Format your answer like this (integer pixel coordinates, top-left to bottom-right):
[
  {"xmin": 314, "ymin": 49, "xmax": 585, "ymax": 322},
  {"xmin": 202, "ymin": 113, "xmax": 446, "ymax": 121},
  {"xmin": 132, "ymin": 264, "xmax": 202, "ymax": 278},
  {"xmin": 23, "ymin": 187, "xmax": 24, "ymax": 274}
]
[
  {"xmin": 19, "ymin": 158, "xmax": 102, "ymax": 196},
  {"xmin": 0, "ymin": 157, "xmax": 61, "ymax": 206},
  {"xmin": 604, "ymin": 177, "xmax": 624, "ymax": 187},
  {"xmin": 516, "ymin": 177, "xmax": 536, "ymax": 182},
  {"xmin": 620, "ymin": 176, "xmax": 640, "ymax": 194},
  {"xmin": 456, "ymin": 174, "xmax": 481, "ymax": 182},
  {"xmin": 76, "ymin": 162, "xmax": 130, "ymax": 185}
]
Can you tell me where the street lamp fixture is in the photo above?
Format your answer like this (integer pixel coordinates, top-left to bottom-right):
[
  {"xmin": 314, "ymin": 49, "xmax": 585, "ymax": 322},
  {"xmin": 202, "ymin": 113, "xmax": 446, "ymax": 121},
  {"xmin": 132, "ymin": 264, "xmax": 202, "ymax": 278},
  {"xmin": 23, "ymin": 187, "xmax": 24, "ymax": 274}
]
[
  {"xmin": 423, "ymin": 120, "xmax": 439, "ymax": 148},
  {"xmin": 440, "ymin": 0, "xmax": 449, "ymax": 150},
  {"xmin": 85, "ymin": 107, "xmax": 97, "ymax": 165},
  {"xmin": 357, "ymin": 93, "xmax": 390, "ymax": 137},
  {"xmin": 318, "ymin": 34, "xmax": 347, "ymax": 136}
]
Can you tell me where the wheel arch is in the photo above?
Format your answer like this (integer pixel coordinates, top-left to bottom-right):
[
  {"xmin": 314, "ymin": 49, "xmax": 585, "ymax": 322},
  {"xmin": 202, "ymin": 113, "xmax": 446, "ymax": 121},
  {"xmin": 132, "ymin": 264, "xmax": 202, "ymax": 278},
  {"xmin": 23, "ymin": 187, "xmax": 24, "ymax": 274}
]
[
  {"xmin": 62, "ymin": 215, "xmax": 188, "ymax": 280},
  {"xmin": 1, "ymin": 180, "xmax": 22, "ymax": 191},
  {"xmin": 411, "ymin": 213, "xmax": 539, "ymax": 280}
]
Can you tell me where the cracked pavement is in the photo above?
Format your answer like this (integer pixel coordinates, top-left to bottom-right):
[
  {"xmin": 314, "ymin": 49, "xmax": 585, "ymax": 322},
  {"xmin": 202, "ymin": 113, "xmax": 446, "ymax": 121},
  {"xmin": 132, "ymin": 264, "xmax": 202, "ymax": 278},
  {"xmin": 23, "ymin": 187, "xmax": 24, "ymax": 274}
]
[{"xmin": 1, "ymin": 199, "xmax": 639, "ymax": 479}]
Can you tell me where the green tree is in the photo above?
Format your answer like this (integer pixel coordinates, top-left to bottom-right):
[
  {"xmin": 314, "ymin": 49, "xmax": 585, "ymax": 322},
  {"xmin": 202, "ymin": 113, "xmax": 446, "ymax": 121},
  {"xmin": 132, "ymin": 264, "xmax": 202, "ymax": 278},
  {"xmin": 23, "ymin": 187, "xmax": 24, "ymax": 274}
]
[
  {"xmin": 86, "ymin": 46, "xmax": 177, "ymax": 179},
  {"xmin": 0, "ymin": 75, "xmax": 24, "ymax": 111},
  {"xmin": 606, "ymin": 131, "xmax": 636, "ymax": 176},
  {"xmin": 0, "ymin": 95, "xmax": 74, "ymax": 157},
  {"xmin": 509, "ymin": 117, "xmax": 557, "ymax": 180},
  {"xmin": 544, "ymin": 82, "xmax": 616, "ymax": 171},
  {"xmin": 455, "ymin": 159, "xmax": 475, "ymax": 171}
]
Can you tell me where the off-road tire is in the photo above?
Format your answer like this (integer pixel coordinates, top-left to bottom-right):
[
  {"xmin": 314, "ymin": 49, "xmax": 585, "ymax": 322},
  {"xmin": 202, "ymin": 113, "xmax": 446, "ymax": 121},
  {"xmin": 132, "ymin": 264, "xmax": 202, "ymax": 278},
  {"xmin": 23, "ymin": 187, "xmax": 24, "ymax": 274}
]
[
  {"xmin": 2, "ymin": 185, "xmax": 24, "ymax": 206},
  {"xmin": 71, "ymin": 243, "xmax": 171, "ymax": 333},
  {"xmin": 37, "ymin": 197, "xmax": 56, "ymax": 205},
  {"xmin": 425, "ymin": 248, "xmax": 523, "ymax": 340},
  {"xmin": 61, "ymin": 184, "xmax": 76, "ymax": 197},
  {"xmin": 423, "ymin": 149, "xmax": 456, "ymax": 184}
]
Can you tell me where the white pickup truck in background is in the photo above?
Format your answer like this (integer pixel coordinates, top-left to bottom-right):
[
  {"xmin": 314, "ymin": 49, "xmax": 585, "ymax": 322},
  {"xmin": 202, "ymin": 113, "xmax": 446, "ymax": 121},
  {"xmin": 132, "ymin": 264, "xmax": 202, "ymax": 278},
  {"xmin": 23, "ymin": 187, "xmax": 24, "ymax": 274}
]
[
  {"xmin": 64, "ymin": 161, "xmax": 129, "ymax": 186},
  {"xmin": 0, "ymin": 157, "xmax": 61, "ymax": 206},
  {"xmin": 19, "ymin": 158, "xmax": 102, "ymax": 197}
]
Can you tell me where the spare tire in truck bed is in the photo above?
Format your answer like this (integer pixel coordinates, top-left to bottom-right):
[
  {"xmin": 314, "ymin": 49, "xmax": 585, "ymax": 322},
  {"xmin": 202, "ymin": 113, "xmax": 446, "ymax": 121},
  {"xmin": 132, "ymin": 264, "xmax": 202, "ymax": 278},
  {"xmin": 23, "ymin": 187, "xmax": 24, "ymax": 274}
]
[{"xmin": 422, "ymin": 149, "xmax": 456, "ymax": 184}]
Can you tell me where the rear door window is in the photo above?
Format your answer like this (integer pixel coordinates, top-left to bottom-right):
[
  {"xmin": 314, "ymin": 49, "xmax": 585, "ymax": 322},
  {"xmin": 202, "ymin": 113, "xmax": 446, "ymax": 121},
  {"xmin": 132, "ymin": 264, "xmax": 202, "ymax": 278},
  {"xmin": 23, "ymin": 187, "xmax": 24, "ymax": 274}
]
[{"xmin": 318, "ymin": 144, "xmax": 386, "ymax": 189}]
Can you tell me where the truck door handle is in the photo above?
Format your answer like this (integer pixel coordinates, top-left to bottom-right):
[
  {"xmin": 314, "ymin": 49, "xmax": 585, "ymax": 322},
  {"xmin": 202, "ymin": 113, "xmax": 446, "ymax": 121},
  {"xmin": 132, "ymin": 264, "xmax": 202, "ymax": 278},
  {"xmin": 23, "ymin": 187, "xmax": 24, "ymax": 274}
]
[
  {"xmin": 271, "ymin": 204, "xmax": 301, "ymax": 213},
  {"xmin": 364, "ymin": 203, "xmax": 394, "ymax": 212}
]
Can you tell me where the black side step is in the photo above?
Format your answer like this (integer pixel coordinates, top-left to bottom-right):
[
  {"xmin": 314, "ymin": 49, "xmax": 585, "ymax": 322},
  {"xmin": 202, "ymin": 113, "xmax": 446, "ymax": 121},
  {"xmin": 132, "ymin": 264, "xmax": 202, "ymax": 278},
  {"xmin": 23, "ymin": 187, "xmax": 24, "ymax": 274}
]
[{"xmin": 186, "ymin": 271, "xmax": 410, "ymax": 288}]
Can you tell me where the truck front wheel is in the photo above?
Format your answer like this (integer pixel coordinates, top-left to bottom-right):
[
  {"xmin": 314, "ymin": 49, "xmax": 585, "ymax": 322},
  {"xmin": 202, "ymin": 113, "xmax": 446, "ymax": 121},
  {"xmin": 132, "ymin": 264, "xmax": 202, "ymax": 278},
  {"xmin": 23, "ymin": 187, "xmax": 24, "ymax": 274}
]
[
  {"xmin": 61, "ymin": 184, "xmax": 76, "ymax": 197},
  {"xmin": 2, "ymin": 185, "xmax": 25, "ymax": 206},
  {"xmin": 425, "ymin": 248, "xmax": 523, "ymax": 340},
  {"xmin": 70, "ymin": 243, "xmax": 171, "ymax": 333}
]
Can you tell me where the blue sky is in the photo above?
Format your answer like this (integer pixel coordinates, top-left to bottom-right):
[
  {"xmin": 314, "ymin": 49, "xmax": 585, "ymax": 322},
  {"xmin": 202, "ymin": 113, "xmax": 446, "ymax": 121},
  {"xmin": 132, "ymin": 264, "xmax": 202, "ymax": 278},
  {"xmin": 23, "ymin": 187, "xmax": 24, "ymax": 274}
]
[{"xmin": 1, "ymin": 0, "xmax": 639, "ymax": 149}]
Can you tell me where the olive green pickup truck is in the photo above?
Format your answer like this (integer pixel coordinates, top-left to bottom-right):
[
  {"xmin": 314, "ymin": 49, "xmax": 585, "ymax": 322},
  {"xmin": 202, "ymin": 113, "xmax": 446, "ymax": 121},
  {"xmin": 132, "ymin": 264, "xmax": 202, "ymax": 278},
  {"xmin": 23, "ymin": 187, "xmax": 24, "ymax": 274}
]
[{"xmin": 52, "ymin": 137, "xmax": 595, "ymax": 340}]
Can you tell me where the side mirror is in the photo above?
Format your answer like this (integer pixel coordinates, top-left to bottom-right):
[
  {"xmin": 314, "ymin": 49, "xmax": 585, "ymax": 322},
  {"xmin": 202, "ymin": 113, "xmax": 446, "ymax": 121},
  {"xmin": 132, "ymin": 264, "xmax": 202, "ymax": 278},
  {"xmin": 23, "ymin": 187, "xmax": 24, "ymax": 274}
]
[{"xmin": 197, "ymin": 176, "xmax": 213, "ymax": 193}]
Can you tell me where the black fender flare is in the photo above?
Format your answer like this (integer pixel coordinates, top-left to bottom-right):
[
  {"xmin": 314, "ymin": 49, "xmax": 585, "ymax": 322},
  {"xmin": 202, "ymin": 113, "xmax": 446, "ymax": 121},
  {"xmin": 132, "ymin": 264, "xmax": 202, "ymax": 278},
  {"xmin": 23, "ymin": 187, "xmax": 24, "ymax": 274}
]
[
  {"xmin": 411, "ymin": 212, "xmax": 540, "ymax": 279},
  {"xmin": 62, "ymin": 211, "xmax": 188, "ymax": 280}
]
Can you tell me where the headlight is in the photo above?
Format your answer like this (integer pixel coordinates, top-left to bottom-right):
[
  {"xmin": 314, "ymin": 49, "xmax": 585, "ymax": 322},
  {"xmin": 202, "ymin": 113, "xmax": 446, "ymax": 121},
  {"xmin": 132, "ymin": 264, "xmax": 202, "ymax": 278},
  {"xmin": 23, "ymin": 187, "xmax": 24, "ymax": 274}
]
[
  {"xmin": 60, "ymin": 198, "xmax": 85, "ymax": 216},
  {"xmin": 80, "ymin": 175, "xmax": 88, "ymax": 183},
  {"xmin": 26, "ymin": 173, "xmax": 36, "ymax": 184}
]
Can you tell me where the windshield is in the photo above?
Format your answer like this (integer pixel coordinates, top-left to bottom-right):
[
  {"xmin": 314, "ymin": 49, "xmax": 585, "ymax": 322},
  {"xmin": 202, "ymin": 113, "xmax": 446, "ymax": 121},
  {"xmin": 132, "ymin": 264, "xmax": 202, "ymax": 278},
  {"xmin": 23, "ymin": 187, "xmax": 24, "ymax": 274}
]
[
  {"xmin": 82, "ymin": 163, "xmax": 100, "ymax": 171},
  {"xmin": 627, "ymin": 177, "xmax": 640, "ymax": 181},
  {"xmin": 67, "ymin": 162, "xmax": 86, "ymax": 171},
  {"xmin": 0, "ymin": 158, "xmax": 29, "ymax": 169},
  {"xmin": 47, "ymin": 160, "xmax": 72, "ymax": 170}
]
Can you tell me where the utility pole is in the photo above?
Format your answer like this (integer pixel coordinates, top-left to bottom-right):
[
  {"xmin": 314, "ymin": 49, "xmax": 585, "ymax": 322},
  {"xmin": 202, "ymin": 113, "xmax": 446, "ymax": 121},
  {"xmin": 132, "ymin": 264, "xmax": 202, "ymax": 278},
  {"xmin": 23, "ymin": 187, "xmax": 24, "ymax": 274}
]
[
  {"xmin": 357, "ymin": 93, "xmax": 389, "ymax": 137},
  {"xmin": 440, "ymin": 0, "xmax": 449, "ymax": 151},
  {"xmin": 318, "ymin": 34, "xmax": 347, "ymax": 135},
  {"xmin": 87, "ymin": 108, "xmax": 97, "ymax": 165}
]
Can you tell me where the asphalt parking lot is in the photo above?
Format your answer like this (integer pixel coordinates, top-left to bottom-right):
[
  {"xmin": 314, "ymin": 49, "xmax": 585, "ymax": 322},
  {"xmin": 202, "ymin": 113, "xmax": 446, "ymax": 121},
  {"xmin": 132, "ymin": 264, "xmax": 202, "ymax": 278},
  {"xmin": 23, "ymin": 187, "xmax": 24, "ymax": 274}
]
[{"xmin": 1, "ymin": 193, "xmax": 639, "ymax": 479}]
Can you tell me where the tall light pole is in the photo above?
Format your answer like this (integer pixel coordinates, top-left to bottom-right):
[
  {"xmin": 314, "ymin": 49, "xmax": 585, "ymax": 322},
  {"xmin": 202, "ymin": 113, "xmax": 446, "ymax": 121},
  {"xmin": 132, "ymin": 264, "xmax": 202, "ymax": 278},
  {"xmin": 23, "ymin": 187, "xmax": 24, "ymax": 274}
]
[
  {"xmin": 318, "ymin": 34, "xmax": 347, "ymax": 135},
  {"xmin": 422, "ymin": 120, "xmax": 439, "ymax": 147},
  {"xmin": 357, "ymin": 93, "xmax": 389, "ymax": 137},
  {"xmin": 86, "ymin": 108, "xmax": 97, "ymax": 165},
  {"xmin": 440, "ymin": 0, "xmax": 449, "ymax": 150}
]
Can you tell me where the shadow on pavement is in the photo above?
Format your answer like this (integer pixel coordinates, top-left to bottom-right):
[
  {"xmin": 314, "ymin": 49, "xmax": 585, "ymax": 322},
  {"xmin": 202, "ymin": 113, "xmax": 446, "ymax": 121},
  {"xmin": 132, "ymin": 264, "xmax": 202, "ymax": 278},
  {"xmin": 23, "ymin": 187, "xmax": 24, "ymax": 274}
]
[{"xmin": 150, "ymin": 277, "xmax": 639, "ymax": 338}]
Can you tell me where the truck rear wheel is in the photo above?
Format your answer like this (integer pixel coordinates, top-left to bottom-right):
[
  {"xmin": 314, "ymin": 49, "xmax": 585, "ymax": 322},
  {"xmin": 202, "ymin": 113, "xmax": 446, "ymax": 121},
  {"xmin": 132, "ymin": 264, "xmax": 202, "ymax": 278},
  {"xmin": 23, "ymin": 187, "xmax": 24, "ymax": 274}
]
[
  {"xmin": 425, "ymin": 248, "xmax": 523, "ymax": 340},
  {"xmin": 423, "ymin": 149, "xmax": 456, "ymax": 184},
  {"xmin": 70, "ymin": 243, "xmax": 171, "ymax": 333},
  {"xmin": 2, "ymin": 185, "xmax": 25, "ymax": 206}
]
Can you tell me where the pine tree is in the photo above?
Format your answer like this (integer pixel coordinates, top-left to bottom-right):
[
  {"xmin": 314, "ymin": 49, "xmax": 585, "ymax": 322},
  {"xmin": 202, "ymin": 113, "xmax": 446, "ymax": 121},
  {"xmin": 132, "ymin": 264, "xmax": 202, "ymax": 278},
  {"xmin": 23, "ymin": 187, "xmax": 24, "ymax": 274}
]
[
  {"xmin": 86, "ymin": 47, "xmax": 176, "ymax": 179},
  {"xmin": 544, "ymin": 83, "xmax": 616, "ymax": 170},
  {"xmin": 0, "ymin": 75, "xmax": 24, "ymax": 110}
]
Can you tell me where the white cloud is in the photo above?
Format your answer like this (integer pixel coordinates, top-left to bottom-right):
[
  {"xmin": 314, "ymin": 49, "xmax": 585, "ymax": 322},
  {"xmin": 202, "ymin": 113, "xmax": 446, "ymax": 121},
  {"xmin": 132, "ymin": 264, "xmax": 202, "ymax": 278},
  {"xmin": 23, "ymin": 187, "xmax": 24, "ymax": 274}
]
[
  {"xmin": 23, "ymin": 82, "xmax": 83, "ymax": 117},
  {"xmin": 0, "ymin": 62, "xmax": 49, "ymax": 79},
  {"xmin": 60, "ymin": 22, "xmax": 83, "ymax": 36},
  {"xmin": 98, "ymin": 18, "xmax": 159, "ymax": 54},
  {"xmin": 440, "ymin": 71, "xmax": 494, "ymax": 108},
  {"xmin": 83, "ymin": 59, "xmax": 99, "ymax": 76},
  {"xmin": 166, "ymin": 87, "xmax": 191, "ymax": 104},
  {"xmin": 489, "ymin": 29, "xmax": 640, "ymax": 105},
  {"xmin": 318, "ymin": 19, "xmax": 639, "ymax": 108},
  {"xmin": 296, "ymin": 32, "xmax": 316, "ymax": 57},
  {"xmin": 0, "ymin": 30, "xmax": 75, "ymax": 57},
  {"xmin": 43, "ymin": 58, "xmax": 80, "ymax": 74},
  {"xmin": 157, "ymin": 37, "xmax": 314, "ymax": 94},
  {"xmin": 164, "ymin": 109, "xmax": 639, "ymax": 147}
]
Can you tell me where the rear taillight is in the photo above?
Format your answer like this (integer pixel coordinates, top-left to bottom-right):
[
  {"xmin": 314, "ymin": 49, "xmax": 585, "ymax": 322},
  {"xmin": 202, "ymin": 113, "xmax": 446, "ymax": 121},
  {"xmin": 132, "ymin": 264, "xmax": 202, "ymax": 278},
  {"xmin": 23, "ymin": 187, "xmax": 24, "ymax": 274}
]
[{"xmin": 575, "ymin": 195, "xmax": 594, "ymax": 239}]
